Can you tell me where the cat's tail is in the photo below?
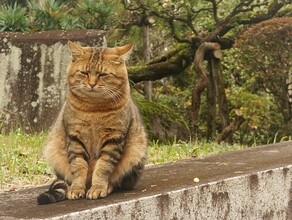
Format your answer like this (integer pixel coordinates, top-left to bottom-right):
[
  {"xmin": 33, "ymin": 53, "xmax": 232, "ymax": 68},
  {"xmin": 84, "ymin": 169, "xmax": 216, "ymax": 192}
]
[{"xmin": 37, "ymin": 179, "xmax": 68, "ymax": 205}]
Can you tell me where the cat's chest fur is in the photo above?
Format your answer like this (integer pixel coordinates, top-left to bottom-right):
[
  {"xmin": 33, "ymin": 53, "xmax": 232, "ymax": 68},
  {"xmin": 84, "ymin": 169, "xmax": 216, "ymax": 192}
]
[{"xmin": 63, "ymin": 102, "xmax": 131, "ymax": 157}]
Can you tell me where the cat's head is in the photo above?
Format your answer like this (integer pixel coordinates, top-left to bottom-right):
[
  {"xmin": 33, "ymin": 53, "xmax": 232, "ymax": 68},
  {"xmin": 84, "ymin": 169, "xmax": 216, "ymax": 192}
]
[{"xmin": 67, "ymin": 41, "xmax": 133, "ymax": 103}]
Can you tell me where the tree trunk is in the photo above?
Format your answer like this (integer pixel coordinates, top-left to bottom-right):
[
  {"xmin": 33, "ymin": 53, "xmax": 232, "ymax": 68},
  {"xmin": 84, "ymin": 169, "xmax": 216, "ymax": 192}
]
[
  {"xmin": 214, "ymin": 59, "xmax": 229, "ymax": 128},
  {"xmin": 142, "ymin": 24, "xmax": 152, "ymax": 101},
  {"xmin": 214, "ymin": 58, "xmax": 231, "ymax": 142},
  {"xmin": 206, "ymin": 57, "xmax": 217, "ymax": 140},
  {"xmin": 191, "ymin": 42, "xmax": 221, "ymax": 138}
]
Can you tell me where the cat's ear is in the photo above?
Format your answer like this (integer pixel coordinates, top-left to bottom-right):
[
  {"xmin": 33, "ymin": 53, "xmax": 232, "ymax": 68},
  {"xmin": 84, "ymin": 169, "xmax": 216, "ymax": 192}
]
[
  {"xmin": 68, "ymin": 41, "xmax": 85, "ymax": 61},
  {"xmin": 110, "ymin": 44, "xmax": 133, "ymax": 61},
  {"xmin": 117, "ymin": 44, "xmax": 134, "ymax": 61}
]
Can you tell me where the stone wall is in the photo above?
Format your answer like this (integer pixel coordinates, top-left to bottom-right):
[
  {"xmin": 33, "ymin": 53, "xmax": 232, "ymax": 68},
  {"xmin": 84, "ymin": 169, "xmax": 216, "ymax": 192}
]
[{"xmin": 0, "ymin": 30, "xmax": 106, "ymax": 131}]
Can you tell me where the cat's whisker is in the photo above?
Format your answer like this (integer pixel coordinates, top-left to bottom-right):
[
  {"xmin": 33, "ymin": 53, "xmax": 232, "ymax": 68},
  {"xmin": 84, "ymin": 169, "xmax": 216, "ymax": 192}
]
[
  {"xmin": 70, "ymin": 85, "xmax": 83, "ymax": 92},
  {"xmin": 106, "ymin": 86, "xmax": 124, "ymax": 95},
  {"xmin": 101, "ymin": 87, "xmax": 122, "ymax": 107},
  {"xmin": 107, "ymin": 87, "xmax": 126, "ymax": 101},
  {"xmin": 109, "ymin": 90, "xmax": 124, "ymax": 107}
]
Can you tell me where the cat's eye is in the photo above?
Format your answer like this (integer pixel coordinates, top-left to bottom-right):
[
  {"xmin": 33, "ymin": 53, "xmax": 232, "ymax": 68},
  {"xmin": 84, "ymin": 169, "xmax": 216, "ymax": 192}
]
[
  {"xmin": 99, "ymin": 72, "xmax": 108, "ymax": 77},
  {"xmin": 80, "ymin": 71, "xmax": 89, "ymax": 76}
]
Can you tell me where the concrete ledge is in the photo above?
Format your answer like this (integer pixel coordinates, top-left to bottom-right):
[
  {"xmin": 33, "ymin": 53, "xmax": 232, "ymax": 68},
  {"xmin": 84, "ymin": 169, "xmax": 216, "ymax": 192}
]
[{"xmin": 1, "ymin": 141, "xmax": 292, "ymax": 219}]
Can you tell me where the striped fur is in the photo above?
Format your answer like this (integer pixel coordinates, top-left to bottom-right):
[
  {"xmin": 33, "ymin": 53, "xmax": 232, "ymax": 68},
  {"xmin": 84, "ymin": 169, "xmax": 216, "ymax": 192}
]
[
  {"xmin": 37, "ymin": 179, "xmax": 68, "ymax": 205},
  {"xmin": 37, "ymin": 41, "xmax": 147, "ymax": 205}
]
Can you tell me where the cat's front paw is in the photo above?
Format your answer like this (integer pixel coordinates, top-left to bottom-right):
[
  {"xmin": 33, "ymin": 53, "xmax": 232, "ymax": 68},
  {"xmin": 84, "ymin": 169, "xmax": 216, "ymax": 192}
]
[
  {"xmin": 86, "ymin": 184, "xmax": 112, "ymax": 199},
  {"xmin": 67, "ymin": 187, "xmax": 85, "ymax": 200}
]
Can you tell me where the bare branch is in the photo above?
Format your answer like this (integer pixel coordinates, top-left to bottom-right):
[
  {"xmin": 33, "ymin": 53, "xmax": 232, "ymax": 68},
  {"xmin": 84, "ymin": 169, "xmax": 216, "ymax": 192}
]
[
  {"xmin": 228, "ymin": 0, "xmax": 254, "ymax": 19},
  {"xmin": 240, "ymin": 2, "xmax": 285, "ymax": 24},
  {"xmin": 206, "ymin": 0, "xmax": 220, "ymax": 24},
  {"xmin": 168, "ymin": 20, "xmax": 192, "ymax": 43},
  {"xmin": 204, "ymin": 0, "xmax": 285, "ymax": 40}
]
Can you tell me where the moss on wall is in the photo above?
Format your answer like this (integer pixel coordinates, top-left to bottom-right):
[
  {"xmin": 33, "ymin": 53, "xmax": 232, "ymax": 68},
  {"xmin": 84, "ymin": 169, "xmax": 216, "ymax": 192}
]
[{"xmin": 134, "ymin": 95, "xmax": 190, "ymax": 141}]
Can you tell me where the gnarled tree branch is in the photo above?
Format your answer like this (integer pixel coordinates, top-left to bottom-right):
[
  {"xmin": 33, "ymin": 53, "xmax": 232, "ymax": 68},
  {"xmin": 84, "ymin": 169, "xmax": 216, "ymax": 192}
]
[
  {"xmin": 128, "ymin": 44, "xmax": 194, "ymax": 83},
  {"xmin": 190, "ymin": 42, "xmax": 221, "ymax": 135}
]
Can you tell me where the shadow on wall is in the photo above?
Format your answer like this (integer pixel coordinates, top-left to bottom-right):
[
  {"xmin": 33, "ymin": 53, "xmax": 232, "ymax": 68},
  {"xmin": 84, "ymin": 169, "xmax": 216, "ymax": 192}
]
[{"xmin": 0, "ymin": 30, "xmax": 106, "ymax": 132}]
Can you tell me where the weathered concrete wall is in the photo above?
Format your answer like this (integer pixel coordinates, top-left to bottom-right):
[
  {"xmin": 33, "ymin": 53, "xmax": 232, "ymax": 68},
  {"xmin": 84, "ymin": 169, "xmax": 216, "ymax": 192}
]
[
  {"xmin": 55, "ymin": 167, "xmax": 291, "ymax": 220},
  {"xmin": 0, "ymin": 141, "xmax": 291, "ymax": 219},
  {"xmin": 0, "ymin": 30, "xmax": 106, "ymax": 131}
]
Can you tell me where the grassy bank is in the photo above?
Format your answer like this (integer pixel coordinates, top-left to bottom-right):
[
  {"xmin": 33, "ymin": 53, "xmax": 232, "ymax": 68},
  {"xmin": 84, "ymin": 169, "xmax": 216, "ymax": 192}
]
[{"xmin": 0, "ymin": 129, "xmax": 246, "ymax": 192}]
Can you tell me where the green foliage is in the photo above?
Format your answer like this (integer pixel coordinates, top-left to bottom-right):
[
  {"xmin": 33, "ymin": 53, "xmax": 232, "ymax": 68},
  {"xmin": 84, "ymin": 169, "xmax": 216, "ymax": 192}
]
[
  {"xmin": 122, "ymin": 0, "xmax": 288, "ymax": 43},
  {"xmin": 28, "ymin": 0, "xmax": 72, "ymax": 31},
  {"xmin": 153, "ymin": 76, "xmax": 192, "ymax": 116},
  {"xmin": 235, "ymin": 17, "xmax": 291, "ymax": 78},
  {"xmin": 233, "ymin": 17, "xmax": 292, "ymax": 140},
  {"xmin": 228, "ymin": 88, "xmax": 271, "ymax": 128},
  {"xmin": 134, "ymin": 92, "xmax": 190, "ymax": 141},
  {"xmin": 75, "ymin": 0, "xmax": 114, "ymax": 29},
  {"xmin": 0, "ymin": 0, "xmax": 116, "ymax": 32},
  {"xmin": 220, "ymin": 17, "xmax": 292, "ymax": 144},
  {"xmin": 119, "ymin": 0, "xmax": 290, "ymax": 146},
  {"xmin": 0, "ymin": 3, "xmax": 28, "ymax": 31},
  {"xmin": 228, "ymin": 88, "xmax": 281, "ymax": 144}
]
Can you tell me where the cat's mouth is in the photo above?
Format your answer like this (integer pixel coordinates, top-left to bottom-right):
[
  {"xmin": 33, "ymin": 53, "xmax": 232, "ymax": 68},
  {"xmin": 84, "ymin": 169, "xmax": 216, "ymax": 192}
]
[
  {"xmin": 83, "ymin": 87, "xmax": 112, "ymax": 99},
  {"xmin": 84, "ymin": 88, "xmax": 100, "ymax": 96},
  {"xmin": 82, "ymin": 86, "xmax": 100, "ymax": 93},
  {"xmin": 86, "ymin": 88, "xmax": 96, "ymax": 92},
  {"xmin": 70, "ymin": 87, "xmax": 99, "ymax": 98}
]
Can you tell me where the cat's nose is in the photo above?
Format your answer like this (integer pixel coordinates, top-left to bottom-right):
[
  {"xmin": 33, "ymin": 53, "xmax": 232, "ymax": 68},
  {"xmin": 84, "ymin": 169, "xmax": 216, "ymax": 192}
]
[
  {"xmin": 89, "ymin": 82, "xmax": 95, "ymax": 88},
  {"xmin": 88, "ymin": 76, "xmax": 97, "ymax": 89}
]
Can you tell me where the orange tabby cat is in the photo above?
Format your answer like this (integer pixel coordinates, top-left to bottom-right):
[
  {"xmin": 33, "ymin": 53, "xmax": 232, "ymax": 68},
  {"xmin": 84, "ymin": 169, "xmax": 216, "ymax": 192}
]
[{"xmin": 37, "ymin": 41, "xmax": 147, "ymax": 204}]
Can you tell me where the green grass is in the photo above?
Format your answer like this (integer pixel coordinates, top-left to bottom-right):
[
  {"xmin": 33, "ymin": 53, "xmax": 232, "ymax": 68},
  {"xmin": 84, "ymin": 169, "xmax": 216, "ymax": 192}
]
[
  {"xmin": 0, "ymin": 129, "xmax": 53, "ymax": 192},
  {"xmin": 147, "ymin": 139, "xmax": 246, "ymax": 164},
  {"xmin": 0, "ymin": 130, "xmax": 246, "ymax": 192}
]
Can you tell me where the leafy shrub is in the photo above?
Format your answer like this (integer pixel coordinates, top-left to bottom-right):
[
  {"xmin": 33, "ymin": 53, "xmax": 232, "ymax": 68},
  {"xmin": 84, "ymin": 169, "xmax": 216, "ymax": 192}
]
[
  {"xmin": 75, "ymin": 0, "xmax": 115, "ymax": 29},
  {"xmin": 27, "ymin": 0, "xmax": 69, "ymax": 31},
  {"xmin": 234, "ymin": 17, "xmax": 292, "ymax": 139},
  {"xmin": 228, "ymin": 87, "xmax": 281, "ymax": 145},
  {"xmin": 0, "ymin": 0, "xmax": 116, "ymax": 32},
  {"xmin": 0, "ymin": 3, "xmax": 28, "ymax": 31}
]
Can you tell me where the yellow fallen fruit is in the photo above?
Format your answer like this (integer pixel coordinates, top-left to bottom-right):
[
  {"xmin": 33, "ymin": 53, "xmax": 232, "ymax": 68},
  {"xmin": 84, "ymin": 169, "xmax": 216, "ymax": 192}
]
[{"xmin": 193, "ymin": 177, "xmax": 200, "ymax": 183}]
